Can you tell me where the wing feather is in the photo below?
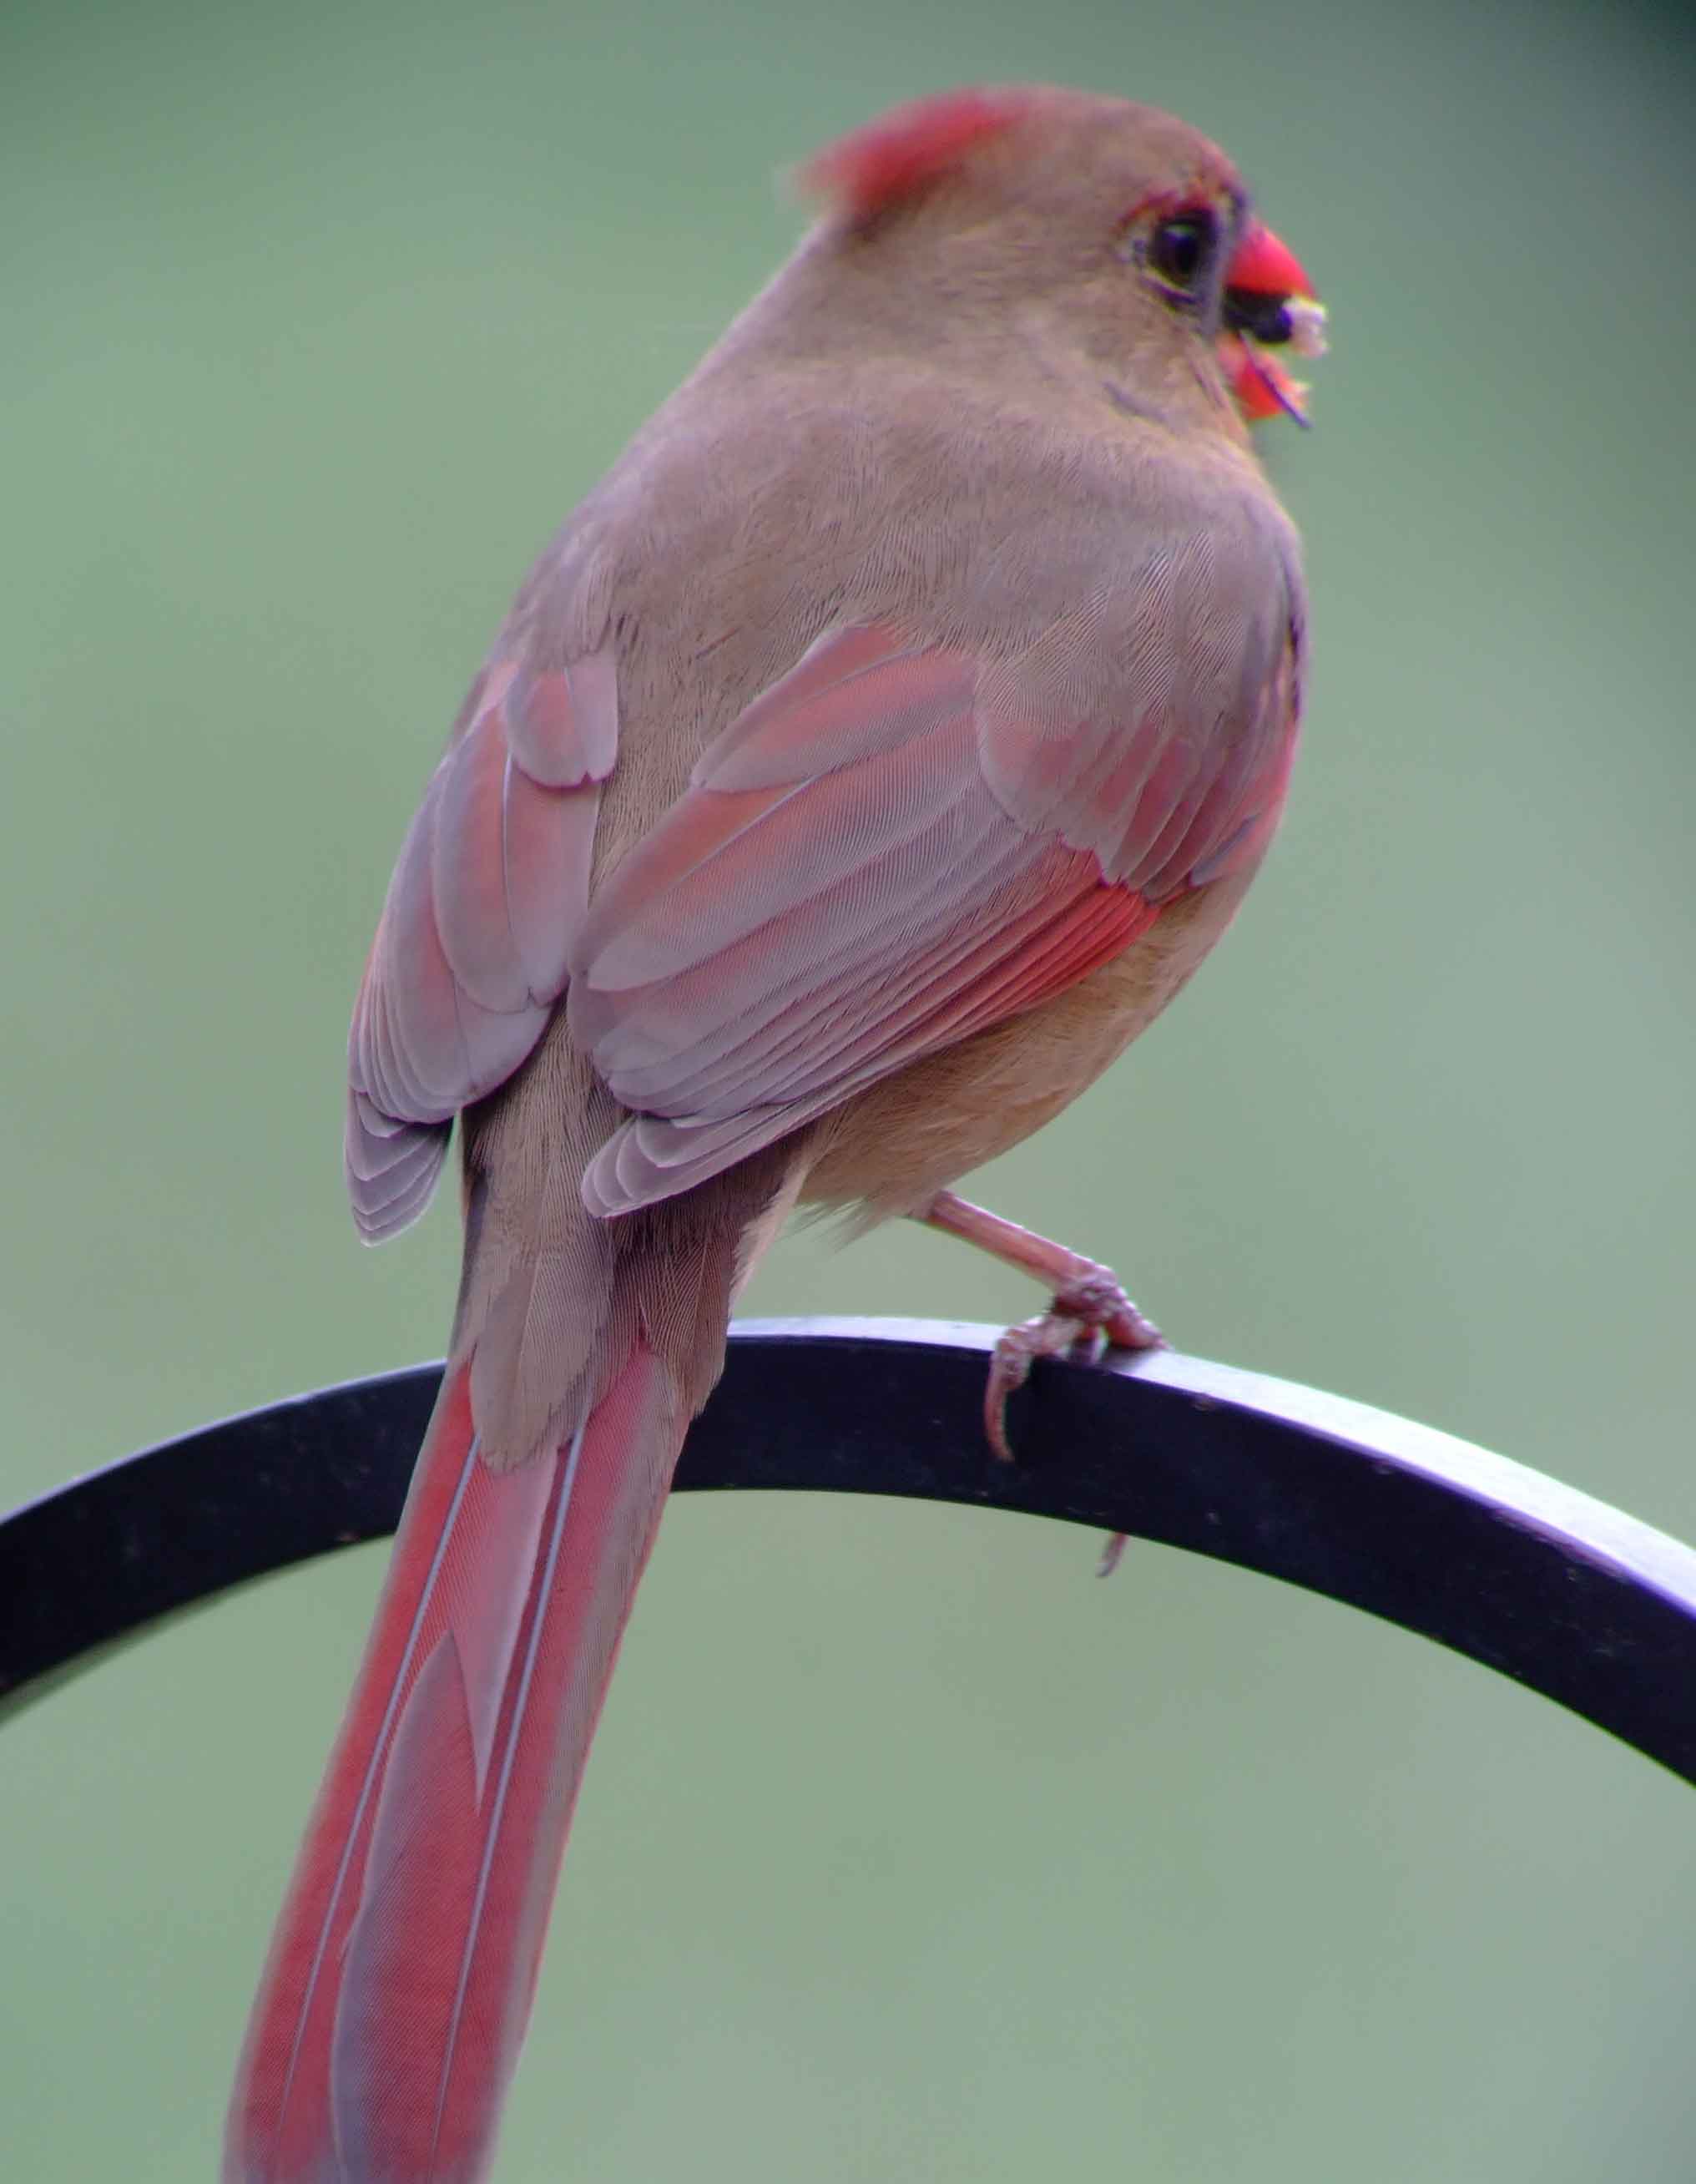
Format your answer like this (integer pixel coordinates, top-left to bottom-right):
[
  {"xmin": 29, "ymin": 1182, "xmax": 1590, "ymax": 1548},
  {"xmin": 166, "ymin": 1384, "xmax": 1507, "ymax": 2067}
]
[{"xmin": 346, "ymin": 642, "xmax": 618, "ymax": 1239}]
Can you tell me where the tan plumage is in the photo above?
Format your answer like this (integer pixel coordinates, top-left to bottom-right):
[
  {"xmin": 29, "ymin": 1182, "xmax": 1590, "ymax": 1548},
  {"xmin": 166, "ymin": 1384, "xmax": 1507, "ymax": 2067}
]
[{"xmin": 229, "ymin": 86, "xmax": 1318, "ymax": 2183}]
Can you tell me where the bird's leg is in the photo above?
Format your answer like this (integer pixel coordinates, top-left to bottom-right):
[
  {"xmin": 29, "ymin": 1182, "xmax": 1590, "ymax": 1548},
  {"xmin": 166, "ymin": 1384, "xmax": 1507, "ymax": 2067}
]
[{"xmin": 915, "ymin": 1191, "xmax": 1165, "ymax": 1463}]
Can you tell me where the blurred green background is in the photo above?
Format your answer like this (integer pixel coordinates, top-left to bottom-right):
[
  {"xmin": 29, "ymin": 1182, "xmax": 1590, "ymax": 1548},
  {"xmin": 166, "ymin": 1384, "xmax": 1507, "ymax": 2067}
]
[{"xmin": 4, "ymin": 1, "xmax": 1695, "ymax": 2177}]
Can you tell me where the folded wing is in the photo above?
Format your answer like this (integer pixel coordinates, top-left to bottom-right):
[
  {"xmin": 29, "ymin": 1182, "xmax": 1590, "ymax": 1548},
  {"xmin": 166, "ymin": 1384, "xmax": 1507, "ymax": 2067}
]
[{"xmin": 572, "ymin": 533, "xmax": 1298, "ymax": 1215}]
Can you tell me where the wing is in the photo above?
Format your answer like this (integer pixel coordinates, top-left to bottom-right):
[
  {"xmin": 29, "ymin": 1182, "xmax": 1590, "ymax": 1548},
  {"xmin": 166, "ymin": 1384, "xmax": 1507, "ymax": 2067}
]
[
  {"xmin": 572, "ymin": 530, "xmax": 1300, "ymax": 1218},
  {"xmin": 345, "ymin": 646, "xmax": 618, "ymax": 1239}
]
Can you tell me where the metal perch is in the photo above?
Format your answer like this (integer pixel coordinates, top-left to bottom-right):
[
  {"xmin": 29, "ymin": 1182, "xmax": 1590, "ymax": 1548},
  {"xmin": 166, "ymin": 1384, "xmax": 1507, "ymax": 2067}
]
[{"xmin": 3, "ymin": 1318, "xmax": 1693, "ymax": 1785}]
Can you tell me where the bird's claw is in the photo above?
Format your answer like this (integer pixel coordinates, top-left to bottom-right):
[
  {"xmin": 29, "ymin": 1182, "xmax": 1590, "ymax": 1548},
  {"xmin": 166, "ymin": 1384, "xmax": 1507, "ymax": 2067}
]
[{"xmin": 982, "ymin": 1262, "xmax": 1164, "ymax": 1462}]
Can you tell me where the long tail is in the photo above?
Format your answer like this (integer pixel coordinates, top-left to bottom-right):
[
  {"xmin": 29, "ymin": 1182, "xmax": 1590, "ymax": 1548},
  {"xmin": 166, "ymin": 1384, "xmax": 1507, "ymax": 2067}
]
[{"xmin": 223, "ymin": 1337, "xmax": 681, "ymax": 2182}]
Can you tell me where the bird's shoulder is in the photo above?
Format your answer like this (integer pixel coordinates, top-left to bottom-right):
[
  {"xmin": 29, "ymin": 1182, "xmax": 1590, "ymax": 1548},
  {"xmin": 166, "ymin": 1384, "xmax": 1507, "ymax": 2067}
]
[{"xmin": 488, "ymin": 361, "xmax": 1300, "ymax": 746}]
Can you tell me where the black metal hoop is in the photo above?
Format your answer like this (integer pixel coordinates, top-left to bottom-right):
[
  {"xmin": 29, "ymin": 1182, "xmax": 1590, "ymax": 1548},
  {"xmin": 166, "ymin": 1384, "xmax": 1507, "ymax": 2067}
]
[{"xmin": 4, "ymin": 1318, "xmax": 1693, "ymax": 1782}]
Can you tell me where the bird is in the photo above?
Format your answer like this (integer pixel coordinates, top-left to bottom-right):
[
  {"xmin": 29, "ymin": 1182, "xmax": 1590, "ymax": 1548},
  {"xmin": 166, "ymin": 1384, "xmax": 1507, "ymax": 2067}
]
[{"xmin": 224, "ymin": 83, "xmax": 1324, "ymax": 2182}]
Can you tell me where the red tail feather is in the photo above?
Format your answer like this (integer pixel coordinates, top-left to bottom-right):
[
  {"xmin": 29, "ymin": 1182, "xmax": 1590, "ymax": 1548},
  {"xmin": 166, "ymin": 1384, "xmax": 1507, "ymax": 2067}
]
[{"xmin": 225, "ymin": 1343, "xmax": 679, "ymax": 2182}]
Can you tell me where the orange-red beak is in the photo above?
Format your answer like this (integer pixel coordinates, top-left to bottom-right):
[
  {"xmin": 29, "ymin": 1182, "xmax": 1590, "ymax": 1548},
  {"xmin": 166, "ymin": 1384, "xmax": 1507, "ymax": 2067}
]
[{"xmin": 1219, "ymin": 220, "xmax": 1326, "ymax": 426}]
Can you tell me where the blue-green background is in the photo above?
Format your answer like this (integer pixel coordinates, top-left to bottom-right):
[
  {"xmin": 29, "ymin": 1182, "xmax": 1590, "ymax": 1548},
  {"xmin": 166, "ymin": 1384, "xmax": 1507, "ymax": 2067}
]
[{"xmin": 4, "ymin": 2, "xmax": 1694, "ymax": 2176}]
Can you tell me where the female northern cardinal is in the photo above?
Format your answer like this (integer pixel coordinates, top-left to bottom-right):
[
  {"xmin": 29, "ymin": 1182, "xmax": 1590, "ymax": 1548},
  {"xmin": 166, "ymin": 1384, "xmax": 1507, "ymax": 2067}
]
[{"xmin": 225, "ymin": 84, "xmax": 1323, "ymax": 2182}]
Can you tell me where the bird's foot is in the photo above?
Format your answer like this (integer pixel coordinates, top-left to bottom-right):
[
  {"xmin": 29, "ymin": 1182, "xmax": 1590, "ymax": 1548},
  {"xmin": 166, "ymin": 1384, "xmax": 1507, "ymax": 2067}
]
[
  {"xmin": 911, "ymin": 1195, "xmax": 1166, "ymax": 1570},
  {"xmin": 982, "ymin": 1261, "xmax": 1164, "ymax": 1463}
]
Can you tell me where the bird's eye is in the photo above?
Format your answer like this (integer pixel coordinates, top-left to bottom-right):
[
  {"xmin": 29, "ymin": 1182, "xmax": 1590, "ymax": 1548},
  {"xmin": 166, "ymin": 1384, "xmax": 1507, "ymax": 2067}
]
[{"xmin": 1145, "ymin": 210, "xmax": 1219, "ymax": 301}]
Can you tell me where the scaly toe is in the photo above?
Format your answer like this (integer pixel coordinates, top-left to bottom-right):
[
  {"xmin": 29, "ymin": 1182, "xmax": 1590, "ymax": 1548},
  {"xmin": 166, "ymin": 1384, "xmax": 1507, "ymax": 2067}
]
[
  {"xmin": 986, "ymin": 1307, "xmax": 1118, "ymax": 1459},
  {"xmin": 1051, "ymin": 1267, "xmax": 1165, "ymax": 1352},
  {"xmin": 984, "ymin": 1310, "xmax": 1093, "ymax": 1459}
]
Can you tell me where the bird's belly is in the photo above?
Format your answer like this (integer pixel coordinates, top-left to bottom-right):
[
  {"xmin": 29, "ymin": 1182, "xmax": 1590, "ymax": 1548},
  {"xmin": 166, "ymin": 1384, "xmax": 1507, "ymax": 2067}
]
[{"xmin": 800, "ymin": 861, "xmax": 1259, "ymax": 1222}]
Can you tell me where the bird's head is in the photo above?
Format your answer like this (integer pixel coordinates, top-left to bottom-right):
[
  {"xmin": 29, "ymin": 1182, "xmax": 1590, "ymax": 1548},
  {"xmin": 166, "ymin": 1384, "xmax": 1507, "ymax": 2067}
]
[{"xmin": 800, "ymin": 86, "xmax": 1326, "ymax": 432}]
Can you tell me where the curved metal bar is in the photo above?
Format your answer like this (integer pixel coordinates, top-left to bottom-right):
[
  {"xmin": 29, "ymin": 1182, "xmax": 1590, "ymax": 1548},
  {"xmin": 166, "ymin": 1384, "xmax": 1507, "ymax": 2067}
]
[{"xmin": 4, "ymin": 1318, "xmax": 1694, "ymax": 1782}]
